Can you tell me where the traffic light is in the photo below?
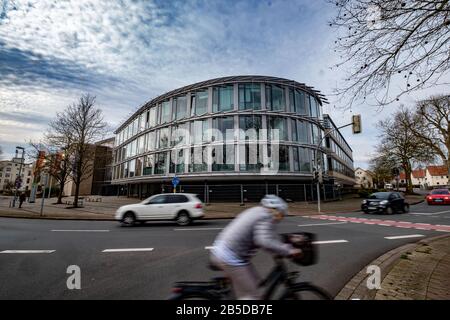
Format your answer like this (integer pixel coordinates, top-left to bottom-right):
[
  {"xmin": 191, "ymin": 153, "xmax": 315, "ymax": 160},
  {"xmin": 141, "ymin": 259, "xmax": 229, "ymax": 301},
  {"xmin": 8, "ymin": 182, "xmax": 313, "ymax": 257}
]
[{"xmin": 352, "ymin": 114, "xmax": 362, "ymax": 134}]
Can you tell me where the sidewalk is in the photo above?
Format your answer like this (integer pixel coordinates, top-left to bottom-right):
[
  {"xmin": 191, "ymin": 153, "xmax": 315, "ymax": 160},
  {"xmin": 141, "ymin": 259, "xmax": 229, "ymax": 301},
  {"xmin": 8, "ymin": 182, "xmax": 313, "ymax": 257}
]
[
  {"xmin": 336, "ymin": 235, "xmax": 450, "ymax": 300},
  {"xmin": 0, "ymin": 194, "xmax": 425, "ymax": 220}
]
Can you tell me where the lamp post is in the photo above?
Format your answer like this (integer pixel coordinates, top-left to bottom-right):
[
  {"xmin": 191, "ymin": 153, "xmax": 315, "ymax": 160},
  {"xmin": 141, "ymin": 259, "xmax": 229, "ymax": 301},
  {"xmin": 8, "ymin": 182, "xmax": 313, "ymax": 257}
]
[{"xmin": 12, "ymin": 146, "xmax": 25, "ymax": 208}]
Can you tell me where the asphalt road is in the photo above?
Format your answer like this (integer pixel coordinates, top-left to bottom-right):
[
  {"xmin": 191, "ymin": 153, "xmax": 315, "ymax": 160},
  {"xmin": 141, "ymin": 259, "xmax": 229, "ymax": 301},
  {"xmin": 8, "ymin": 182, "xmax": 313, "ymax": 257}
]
[{"xmin": 1, "ymin": 201, "xmax": 450, "ymax": 300}]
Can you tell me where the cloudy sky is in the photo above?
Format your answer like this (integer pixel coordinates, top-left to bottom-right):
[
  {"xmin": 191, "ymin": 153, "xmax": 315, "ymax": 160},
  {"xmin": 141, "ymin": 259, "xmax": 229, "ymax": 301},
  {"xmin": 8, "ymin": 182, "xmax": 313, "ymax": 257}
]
[{"xmin": 0, "ymin": 0, "xmax": 447, "ymax": 168}]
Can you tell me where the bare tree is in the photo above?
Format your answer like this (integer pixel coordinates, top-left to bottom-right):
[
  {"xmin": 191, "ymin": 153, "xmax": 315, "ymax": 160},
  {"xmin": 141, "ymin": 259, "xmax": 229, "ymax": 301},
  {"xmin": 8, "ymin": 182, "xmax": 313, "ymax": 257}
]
[
  {"xmin": 406, "ymin": 94, "xmax": 450, "ymax": 177},
  {"xmin": 329, "ymin": 0, "xmax": 450, "ymax": 107},
  {"xmin": 376, "ymin": 107, "xmax": 434, "ymax": 193},
  {"xmin": 56, "ymin": 94, "xmax": 107, "ymax": 207},
  {"xmin": 369, "ymin": 153, "xmax": 396, "ymax": 187}
]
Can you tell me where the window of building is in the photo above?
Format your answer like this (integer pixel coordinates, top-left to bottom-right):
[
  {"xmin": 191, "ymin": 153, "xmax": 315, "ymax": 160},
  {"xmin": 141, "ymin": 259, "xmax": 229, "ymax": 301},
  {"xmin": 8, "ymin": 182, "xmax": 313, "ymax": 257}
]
[
  {"xmin": 160, "ymin": 101, "xmax": 171, "ymax": 124},
  {"xmin": 123, "ymin": 161, "xmax": 129, "ymax": 178},
  {"xmin": 159, "ymin": 127, "xmax": 170, "ymax": 149},
  {"xmin": 149, "ymin": 106, "xmax": 158, "ymax": 128},
  {"xmin": 6, "ymin": 167, "xmax": 11, "ymax": 172},
  {"xmin": 212, "ymin": 145, "xmax": 235, "ymax": 171},
  {"xmin": 170, "ymin": 148, "xmax": 186, "ymax": 174},
  {"xmin": 135, "ymin": 157, "xmax": 143, "ymax": 177},
  {"xmin": 128, "ymin": 160, "xmax": 135, "ymax": 178},
  {"xmin": 239, "ymin": 115, "xmax": 262, "ymax": 141},
  {"xmin": 299, "ymin": 148, "xmax": 312, "ymax": 172},
  {"xmin": 239, "ymin": 143, "xmax": 262, "ymax": 172},
  {"xmin": 189, "ymin": 146, "xmax": 208, "ymax": 172},
  {"xmin": 291, "ymin": 119, "xmax": 298, "ymax": 142},
  {"xmin": 213, "ymin": 85, "xmax": 234, "ymax": 112},
  {"xmin": 171, "ymin": 123, "xmax": 189, "ymax": 147},
  {"xmin": 154, "ymin": 152, "xmax": 167, "ymax": 174},
  {"xmin": 265, "ymin": 85, "xmax": 285, "ymax": 111},
  {"xmin": 268, "ymin": 116, "xmax": 288, "ymax": 141},
  {"xmin": 297, "ymin": 120, "xmax": 310, "ymax": 144},
  {"xmin": 238, "ymin": 84, "xmax": 261, "ymax": 110},
  {"xmin": 289, "ymin": 89, "xmax": 307, "ymax": 115},
  {"xmin": 268, "ymin": 144, "xmax": 289, "ymax": 171},
  {"xmin": 143, "ymin": 154, "xmax": 154, "ymax": 175},
  {"xmin": 212, "ymin": 116, "xmax": 234, "ymax": 142},
  {"xmin": 173, "ymin": 95, "xmax": 187, "ymax": 120},
  {"xmin": 137, "ymin": 135, "xmax": 145, "ymax": 155},
  {"xmin": 191, "ymin": 90, "xmax": 208, "ymax": 116},
  {"xmin": 292, "ymin": 146, "xmax": 300, "ymax": 171},
  {"xmin": 146, "ymin": 131, "xmax": 157, "ymax": 151},
  {"xmin": 311, "ymin": 124, "xmax": 321, "ymax": 144},
  {"xmin": 139, "ymin": 113, "xmax": 145, "ymax": 132},
  {"xmin": 191, "ymin": 119, "xmax": 209, "ymax": 144},
  {"xmin": 309, "ymin": 95, "xmax": 319, "ymax": 118}
]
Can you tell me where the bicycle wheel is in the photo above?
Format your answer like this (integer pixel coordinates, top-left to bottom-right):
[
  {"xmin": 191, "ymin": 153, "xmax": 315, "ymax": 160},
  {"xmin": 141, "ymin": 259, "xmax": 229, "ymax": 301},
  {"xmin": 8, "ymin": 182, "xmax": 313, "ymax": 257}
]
[{"xmin": 279, "ymin": 283, "xmax": 332, "ymax": 300}]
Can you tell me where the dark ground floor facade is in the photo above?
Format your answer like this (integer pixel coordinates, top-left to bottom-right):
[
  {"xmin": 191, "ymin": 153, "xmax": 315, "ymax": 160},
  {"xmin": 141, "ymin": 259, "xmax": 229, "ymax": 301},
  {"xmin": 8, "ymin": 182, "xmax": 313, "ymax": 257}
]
[{"xmin": 109, "ymin": 178, "xmax": 344, "ymax": 203}]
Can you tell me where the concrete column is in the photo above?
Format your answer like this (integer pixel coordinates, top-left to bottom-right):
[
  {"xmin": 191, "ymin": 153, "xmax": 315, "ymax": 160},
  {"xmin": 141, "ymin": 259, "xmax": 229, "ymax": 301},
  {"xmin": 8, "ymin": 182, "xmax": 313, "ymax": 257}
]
[{"xmin": 208, "ymin": 87, "xmax": 213, "ymax": 113}]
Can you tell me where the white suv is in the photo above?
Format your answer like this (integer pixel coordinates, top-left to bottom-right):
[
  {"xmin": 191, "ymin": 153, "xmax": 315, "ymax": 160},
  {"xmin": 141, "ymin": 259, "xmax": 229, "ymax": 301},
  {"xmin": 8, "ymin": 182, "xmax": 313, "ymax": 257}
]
[{"xmin": 115, "ymin": 193, "xmax": 204, "ymax": 226}]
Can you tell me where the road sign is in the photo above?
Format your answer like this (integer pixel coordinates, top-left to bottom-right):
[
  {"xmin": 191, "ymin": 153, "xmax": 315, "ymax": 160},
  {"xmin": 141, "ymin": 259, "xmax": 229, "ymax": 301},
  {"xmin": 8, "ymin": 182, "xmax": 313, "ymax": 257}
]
[{"xmin": 172, "ymin": 176, "xmax": 180, "ymax": 187}]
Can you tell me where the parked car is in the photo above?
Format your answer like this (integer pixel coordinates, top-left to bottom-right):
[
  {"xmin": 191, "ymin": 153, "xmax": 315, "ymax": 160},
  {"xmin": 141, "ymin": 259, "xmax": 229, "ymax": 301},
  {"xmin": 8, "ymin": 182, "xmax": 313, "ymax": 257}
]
[
  {"xmin": 426, "ymin": 189, "xmax": 450, "ymax": 205},
  {"xmin": 361, "ymin": 192, "xmax": 409, "ymax": 214},
  {"xmin": 115, "ymin": 193, "xmax": 204, "ymax": 226}
]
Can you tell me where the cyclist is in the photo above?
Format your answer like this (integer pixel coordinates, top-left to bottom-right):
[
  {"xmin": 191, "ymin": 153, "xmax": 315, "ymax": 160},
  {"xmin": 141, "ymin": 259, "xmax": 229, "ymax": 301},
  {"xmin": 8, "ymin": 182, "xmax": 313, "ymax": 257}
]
[{"xmin": 210, "ymin": 194, "xmax": 302, "ymax": 299}]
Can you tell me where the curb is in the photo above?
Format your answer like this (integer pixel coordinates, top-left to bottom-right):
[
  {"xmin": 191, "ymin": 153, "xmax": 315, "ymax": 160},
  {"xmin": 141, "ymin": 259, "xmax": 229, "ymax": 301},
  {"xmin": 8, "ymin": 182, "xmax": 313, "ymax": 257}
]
[{"xmin": 334, "ymin": 234, "xmax": 450, "ymax": 300}]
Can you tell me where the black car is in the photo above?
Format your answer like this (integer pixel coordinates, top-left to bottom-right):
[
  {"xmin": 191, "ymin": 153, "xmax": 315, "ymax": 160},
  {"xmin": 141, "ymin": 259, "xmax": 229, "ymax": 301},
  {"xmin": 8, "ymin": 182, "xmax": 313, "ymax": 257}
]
[{"xmin": 361, "ymin": 192, "xmax": 409, "ymax": 214}]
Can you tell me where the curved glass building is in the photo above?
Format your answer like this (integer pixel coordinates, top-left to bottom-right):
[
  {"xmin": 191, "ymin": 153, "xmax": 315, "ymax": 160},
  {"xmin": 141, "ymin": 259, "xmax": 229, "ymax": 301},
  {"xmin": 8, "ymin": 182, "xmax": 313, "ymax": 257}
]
[{"xmin": 112, "ymin": 76, "xmax": 355, "ymax": 202}]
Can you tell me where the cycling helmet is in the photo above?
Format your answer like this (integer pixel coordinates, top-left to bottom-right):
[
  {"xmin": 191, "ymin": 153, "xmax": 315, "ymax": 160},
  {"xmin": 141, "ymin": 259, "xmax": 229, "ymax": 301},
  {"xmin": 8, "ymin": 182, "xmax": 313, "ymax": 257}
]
[{"xmin": 261, "ymin": 195, "xmax": 288, "ymax": 215}]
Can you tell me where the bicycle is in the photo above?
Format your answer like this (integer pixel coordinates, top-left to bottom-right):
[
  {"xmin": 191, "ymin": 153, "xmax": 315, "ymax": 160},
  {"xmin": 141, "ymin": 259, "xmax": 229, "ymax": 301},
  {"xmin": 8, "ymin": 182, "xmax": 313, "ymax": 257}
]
[{"xmin": 168, "ymin": 232, "xmax": 332, "ymax": 300}]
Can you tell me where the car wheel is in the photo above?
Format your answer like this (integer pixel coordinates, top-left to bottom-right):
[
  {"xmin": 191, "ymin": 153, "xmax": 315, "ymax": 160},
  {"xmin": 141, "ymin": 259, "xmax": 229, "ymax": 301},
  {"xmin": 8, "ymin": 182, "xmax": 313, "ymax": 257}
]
[
  {"xmin": 176, "ymin": 211, "xmax": 191, "ymax": 226},
  {"xmin": 363, "ymin": 210, "xmax": 370, "ymax": 214},
  {"xmin": 386, "ymin": 206, "xmax": 394, "ymax": 215},
  {"xmin": 403, "ymin": 204, "xmax": 410, "ymax": 213},
  {"xmin": 121, "ymin": 211, "xmax": 136, "ymax": 227}
]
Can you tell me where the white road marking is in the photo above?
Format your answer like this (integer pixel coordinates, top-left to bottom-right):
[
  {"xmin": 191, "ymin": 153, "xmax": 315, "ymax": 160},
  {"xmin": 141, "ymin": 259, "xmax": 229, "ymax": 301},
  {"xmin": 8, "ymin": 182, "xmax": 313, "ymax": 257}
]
[
  {"xmin": 51, "ymin": 230, "xmax": 110, "ymax": 232},
  {"xmin": 312, "ymin": 240, "xmax": 349, "ymax": 244},
  {"xmin": 435, "ymin": 229, "xmax": 450, "ymax": 232},
  {"xmin": 297, "ymin": 222, "xmax": 348, "ymax": 227},
  {"xmin": 384, "ymin": 234, "xmax": 425, "ymax": 240},
  {"xmin": 1, "ymin": 250, "xmax": 55, "ymax": 254},
  {"xmin": 205, "ymin": 246, "xmax": 215, "ymax": 250},
  {"xmin": 102, "ymin": 248, "xmax": 154, "ymax": 253},
  {"xmin": 174, "ymin": 228, "xmax": 223, "ymax": 231},
  {"xmin": 378, "ymin": 224, "xmax": 391, "ymax": 226}
]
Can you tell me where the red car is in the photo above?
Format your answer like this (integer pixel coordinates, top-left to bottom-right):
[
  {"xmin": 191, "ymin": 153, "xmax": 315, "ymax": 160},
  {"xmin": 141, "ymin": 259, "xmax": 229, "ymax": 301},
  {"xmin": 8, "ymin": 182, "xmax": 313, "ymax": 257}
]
[{"xmin": 426, "ymin": 189, "xmax": 450, "ymax": 205}]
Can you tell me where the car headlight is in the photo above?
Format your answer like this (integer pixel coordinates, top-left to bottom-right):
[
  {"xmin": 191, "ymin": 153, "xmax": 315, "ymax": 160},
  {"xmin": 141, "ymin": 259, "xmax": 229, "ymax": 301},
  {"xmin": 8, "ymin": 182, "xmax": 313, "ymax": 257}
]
[
  {"xmin": 380, "ymin": 200, "xmax": 388, "ymax": 205},
  {"xmin": 362, "ymin": 200, "xmax": 367, "ymax": 204}
]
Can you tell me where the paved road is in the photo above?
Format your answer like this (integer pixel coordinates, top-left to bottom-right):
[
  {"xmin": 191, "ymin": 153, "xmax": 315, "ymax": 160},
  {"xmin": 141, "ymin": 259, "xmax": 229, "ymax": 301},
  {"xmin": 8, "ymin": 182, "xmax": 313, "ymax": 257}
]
[{"xmin": 1, "ymin": 201, "xmax": 449, "ymax": 300}]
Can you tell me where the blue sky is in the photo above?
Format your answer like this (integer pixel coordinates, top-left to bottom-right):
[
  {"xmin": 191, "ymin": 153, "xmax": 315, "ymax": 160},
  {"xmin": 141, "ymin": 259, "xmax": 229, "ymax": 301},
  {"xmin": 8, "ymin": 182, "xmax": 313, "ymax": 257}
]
[{"xmin": 0, "ymin": 0, "xmax": 446, "ymax": 168}]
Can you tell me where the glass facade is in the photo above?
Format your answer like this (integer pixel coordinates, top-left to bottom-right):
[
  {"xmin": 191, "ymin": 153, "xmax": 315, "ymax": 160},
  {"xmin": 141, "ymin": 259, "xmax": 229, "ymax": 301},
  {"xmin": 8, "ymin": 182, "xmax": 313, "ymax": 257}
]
[
  {"xmin": 191, "ymin": 90, "xmax": 208, "ymax": 116},
  {"xmin": 239, "ymin": 84, "xmax": 261, "ymax": 110},
  {"xmin": 213, "ymin": 85, "xmax": 234, "ymax": 112},
  {"xmin": 111, "ymin": 77, "xmax": 356, "ymax": 184},
  {"xmin": 174, "ymin": 95, "xmax": 187, "ymax": 120},
  {"xmin": 239, "ymin": 115, "xmax": 262, "ymax": 141},
  {"xmin": 265, "ymin": 85, "xmax": 285, "ymax": 111}
]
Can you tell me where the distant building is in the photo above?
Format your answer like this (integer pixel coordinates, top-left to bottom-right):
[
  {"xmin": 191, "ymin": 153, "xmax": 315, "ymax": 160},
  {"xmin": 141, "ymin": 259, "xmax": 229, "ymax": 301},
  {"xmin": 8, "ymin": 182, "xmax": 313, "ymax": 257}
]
[
  {"xmin": 0, "ymin": 158, "xmax": 34, "ymax": 193},
  {"xmin": 63, "ymin": 137, "xmax": 116, "ymax": 196},
  {"xmin": 323, "ymin": 115, "xmax": 356, "ymax": 187},
  {"xmin": 354, "ymin": 167, "xmax": 374, "ymax": 188},
  {"xmin": 397, "ymin": 166, "xmax": 448, "ymax": 188}
]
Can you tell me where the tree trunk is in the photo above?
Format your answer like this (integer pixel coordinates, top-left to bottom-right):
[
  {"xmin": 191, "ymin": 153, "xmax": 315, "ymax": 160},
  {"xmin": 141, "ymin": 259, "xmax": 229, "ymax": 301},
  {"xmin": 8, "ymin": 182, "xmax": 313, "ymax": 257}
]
[
  {"xmin": 74, "ymin": 174, "xmax": 81, "ymax": 208},
  {"xmin": 405, "ymin": 164, "xmax": 413, "ymax": 195},
  {"xmin": 57, "ymin": 177, "xmax": 64, "ymax": 204}
]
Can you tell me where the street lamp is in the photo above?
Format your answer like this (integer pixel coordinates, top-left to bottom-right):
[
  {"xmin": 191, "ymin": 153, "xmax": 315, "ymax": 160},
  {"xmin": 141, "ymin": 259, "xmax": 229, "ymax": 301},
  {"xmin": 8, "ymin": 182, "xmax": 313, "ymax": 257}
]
[{"xmin": 12, "ymin": 146, "xmax": 25, "ymax": 208}]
